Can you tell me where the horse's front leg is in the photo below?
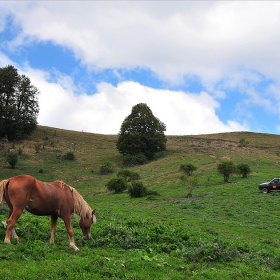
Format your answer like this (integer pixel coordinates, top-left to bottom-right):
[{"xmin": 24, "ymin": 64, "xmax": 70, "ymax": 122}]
[
  {"xmin": 62, "ymin": 217, "xmax": 79, "ymax": 251},
  {"xmin": 50, "ymin": 215, "xmax": 58, "ymax": 244},
  {"xmin": 5, "ymin": 207, "xmax": 23, "ymax": 244}
]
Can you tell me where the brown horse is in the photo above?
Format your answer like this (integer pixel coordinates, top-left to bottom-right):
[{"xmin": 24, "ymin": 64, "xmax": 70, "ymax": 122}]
[{"xmin": 0, "ymin": 174, "xmax": 96, "ymax": 251}]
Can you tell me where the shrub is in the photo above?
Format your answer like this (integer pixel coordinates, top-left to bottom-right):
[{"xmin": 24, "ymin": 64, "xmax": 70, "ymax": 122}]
[
  {"xmin": 117, "ymin": 169, "xmax": 140, "ymax": 181},
  {"xmin": 217, "ymin": 161, "xmax": 236, "ymax": 182},
  {"xmin": 180, "ymin": 172, "xmax": 199, "ymax": 198},
  {"xmin": 106, "ymin": 178, "xmax": 128, "ymax": 193},
  {"xmin": 6, "ymin": 152, "xmax": 18, "ymax": 169},
  {"xmin": 18, "ymin": 148, "xmax": 23, "ymax": 155},
  {"xmin": 239, "ymin": 137, "xmax": 249, "ymax": 147},
  {"xmin": 99, "ymin": 161, "xmax": 114, "ymax": 174},
  {"xmin": 63, "ymin": 151, "xmax": 75, "ymax": 160},
  {"xmin": 237, "ymin": 163, "xmax": 251, "ymax": 178},
  {"xmin": 123, "ymin": 153, "xmax": 148, "ymax": 167},
  {"xmin": 180, "ymin": 163, "xmax": 197, "ymax": 176},
  {"xmin": 34, "ymin": 144, "xmax": 40, "ymax": 153},
  {"xmin": 128, "ymin": 181, "xmax": 147, "ymax": 198}
]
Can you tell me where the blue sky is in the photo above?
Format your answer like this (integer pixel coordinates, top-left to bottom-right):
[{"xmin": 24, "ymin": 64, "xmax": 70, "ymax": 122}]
[{"xmin": 1, "ymin": 1, "xmax": 280, "ymax": 135}]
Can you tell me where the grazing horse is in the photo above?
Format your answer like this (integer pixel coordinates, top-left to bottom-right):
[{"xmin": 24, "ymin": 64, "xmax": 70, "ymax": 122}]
[{"xmin": 0, "ymin": 174, "xmax": 96, "ymax": 251}]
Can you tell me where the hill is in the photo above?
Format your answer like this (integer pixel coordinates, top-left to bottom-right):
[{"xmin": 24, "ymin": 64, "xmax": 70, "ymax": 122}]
[{"xmin": 1, "ymin": 126, "xmax": 280, "ymax": 279}]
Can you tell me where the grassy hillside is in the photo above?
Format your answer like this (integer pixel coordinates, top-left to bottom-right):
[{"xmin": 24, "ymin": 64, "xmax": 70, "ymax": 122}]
[{"xmin": 1, "ymin": 126, "xmax": 280, "ymax": 279}]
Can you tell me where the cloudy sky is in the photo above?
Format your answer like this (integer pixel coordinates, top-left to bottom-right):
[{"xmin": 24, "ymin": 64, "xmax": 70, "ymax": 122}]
[{"xmin": 1, "ymin": 1, "xmax": 280, "ymax": 135}]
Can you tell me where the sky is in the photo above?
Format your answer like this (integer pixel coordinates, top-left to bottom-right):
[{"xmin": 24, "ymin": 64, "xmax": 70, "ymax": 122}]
[{"xmin": 1, "ymin": 1, "xmax": 280, "ymax": 136}]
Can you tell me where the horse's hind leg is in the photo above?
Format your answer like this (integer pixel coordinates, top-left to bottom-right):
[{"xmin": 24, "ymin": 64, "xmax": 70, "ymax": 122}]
[
  {"xmin": 5, "ymin": 207, "xmax": 19, "ymax": 243},
  {"xmin": 4, "ymin": 207, "xmax": 24, "ymax": 244}
]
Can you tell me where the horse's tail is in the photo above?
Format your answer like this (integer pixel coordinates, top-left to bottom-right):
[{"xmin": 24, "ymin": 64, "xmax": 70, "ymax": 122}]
[{"xmin": 0, "ymin": 179, "xmax": 9, "ymax": 204}]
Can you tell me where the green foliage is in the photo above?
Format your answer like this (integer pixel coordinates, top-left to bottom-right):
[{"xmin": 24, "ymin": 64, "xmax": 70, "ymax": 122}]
[
  {"xmin": 117, "ymin": 169, "xmax": 140, "ymax": 181},
  {"xmin": 99, "ymin": 161, "xmax": 114, "ymax": 174},
  {"xmin": 180, "ymin": 172, "xmax": 199, "ymax": 197},
  {"xmin": 0, "ymin": 65, "xmax": 39, "ymax": 140},
  {"xmin": 217, "ymin": 160, "xmax": 236, "ymax": 182},
  {"xmin": 237, "ymin": 163, "xmax": 251, "ymax": 178},
  {"xmin": 18, "ymin": 147, "xmax": 23, "ymax": 156},
  {"xmin": 117, "ymin": 103, "xmax": 167, "ymax": 160},
  {"xmin": 123, "ymin": 153, "xmax": 148, "ymax": 167},
  {"xmin": 3, "ymin": 126, "xmax": 280, "ymax": 278},
  {"xmin": 239, "ymin": 137, "xmax": 249, "ymax": 147},
  {"xmin": 63, "ymin": 151, "xmax": 75, "ymax": 160},
  {"xmin": 6, "ymin": 151, "xmax": 18, "ymax": 169},
  {"xmin": 34, "ymin": 143, "xmax": 40, "ymax": 153},
  {"xmin": 180, "ymin": 163, "xmax": 197, "ymax": 176},
  {"xmin": 128, "ymin": 181, "xmax": 147, "ymax": 198},
  {"xmin": 106, "ymin": 177, "xmax": 128, "ymax": 193}
]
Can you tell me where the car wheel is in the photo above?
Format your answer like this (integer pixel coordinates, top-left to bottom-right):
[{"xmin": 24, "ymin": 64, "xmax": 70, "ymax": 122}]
[{"xmin": 261, "ymin": 187, "xmax": 269, "ymax": 194}]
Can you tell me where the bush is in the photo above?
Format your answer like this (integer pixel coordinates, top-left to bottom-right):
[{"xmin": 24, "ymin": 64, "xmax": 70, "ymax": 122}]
[
  {"xmin": 180, "ymin": 163, "xmax": 197, "ymax": 176},
  {"xmin": 237, "ymin": 163, "xmax": 251, "ymax": 178},
  {"xmin": 99, "ymin": 161, "xmax": 114, "ymax": 174},
  {"xmin": 106, "ymin": 178, "xmax": 128, "ymax": 193},
  {"xmin": 63, "ymin": 151, "xmax": 75, "ymax": 160},
  {"xmin": 217, "ymin": 161, "xmax": 236, "ymax": 182},
  {"xmin": 6, "ymin": 152, "xmax": 18, "ymax": 169},
  {"xmin": 239, "ymin": 137, "xmax": 249, "ymax": 147},
  {"xmin": 128, "ymin": 181, "xmax": 147, "ymax": 198},
  {"xmin": 180, "ymin": 172, "xmax": 199, "ymax": 198},
  {"xmin": 123, "ymin": 154, "xmax": 148, "ymax": 167},
  {"xmin": 18, "ymin": 148, "xmax": 23, "ymax": 155},
  {"xmin": 117, "ymin": 169, "xmax": 140, "ymax": 181}
]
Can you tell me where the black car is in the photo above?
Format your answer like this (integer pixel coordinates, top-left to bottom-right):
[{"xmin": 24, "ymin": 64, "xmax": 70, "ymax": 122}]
[{"xmin": 258, "ymin": 178, "xmax": 280, "ymax": 193}]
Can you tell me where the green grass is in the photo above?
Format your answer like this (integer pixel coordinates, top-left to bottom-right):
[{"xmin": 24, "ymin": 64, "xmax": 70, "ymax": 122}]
[{"xmin": 1, "ymin": 126, "xmax": 280, "ymax": 279}]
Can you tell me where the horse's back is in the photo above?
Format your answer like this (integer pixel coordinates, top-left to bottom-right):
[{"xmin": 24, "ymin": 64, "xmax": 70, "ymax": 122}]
[{"xmin": 5, "ymin": 175, "xmax": 73, "ymax": 216}]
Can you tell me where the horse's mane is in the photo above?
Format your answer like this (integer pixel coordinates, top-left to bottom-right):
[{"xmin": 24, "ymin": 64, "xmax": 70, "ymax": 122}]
[{"xmin": 69, "ymin": 186, "xmax": 93, "ymax": 220}]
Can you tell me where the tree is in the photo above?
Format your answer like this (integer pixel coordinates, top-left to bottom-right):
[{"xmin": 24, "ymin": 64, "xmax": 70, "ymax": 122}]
[
  {"xmin": 0, "ymin": 65, "xmax": 39, "ymax": 140},
  {"xmin": 237, "ymin": 163, "xmax": 251, "ymax": 178},
  {"xmin": 180, "ymin": 163, "xmax": 197, "ymax": 176},
  {"xmin": 217, "ymin": 161, "xmax": 236, "ymax": 183},
  {"xmin": 180, "ymin": 172, "xmax": 199, "ymax": 198},
  {"xmin": 116, "ymin": 103, "xmax": 167, "ymax": 160}
]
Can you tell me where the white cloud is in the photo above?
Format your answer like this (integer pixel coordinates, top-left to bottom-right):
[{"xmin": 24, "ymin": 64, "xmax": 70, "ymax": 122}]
[
  {"xmin": 2, "ymin": 1, "xmax": 280, "ymax": 86},
  {"xmin": 23, "ymin": 67, "xmax": 247, "ymax": 135},
  {"xmin": 1, "ymin": 1, "xmax": 280, "ymax": 134}
]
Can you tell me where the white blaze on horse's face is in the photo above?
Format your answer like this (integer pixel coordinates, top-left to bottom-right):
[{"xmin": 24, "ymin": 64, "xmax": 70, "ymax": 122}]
[{"xmin": 79, "ymin": 209, "xmax": 96, "ymax": 240}]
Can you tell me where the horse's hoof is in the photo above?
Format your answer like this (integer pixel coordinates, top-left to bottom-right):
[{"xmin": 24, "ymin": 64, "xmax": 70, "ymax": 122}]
[
  {"xmin": 4, "ymin": 238, "xmax": 11, "ymax": 244},
  {"xmin": 70, "ymin": 244, "xmax": 79, "ymax": 251}
]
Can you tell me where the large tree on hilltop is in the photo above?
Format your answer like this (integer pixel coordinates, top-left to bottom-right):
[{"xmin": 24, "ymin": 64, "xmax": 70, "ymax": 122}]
[
  {"xmin": 117, "ymin": 103, "xmax": 167, "ymax": 160},
  {"xmin": 0, "ymin": 65, "xmax": 39, "ymax": 140}
]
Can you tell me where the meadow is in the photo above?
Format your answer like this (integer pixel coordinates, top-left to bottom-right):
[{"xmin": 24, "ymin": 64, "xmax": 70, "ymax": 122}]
[{"xmin": 1, "ymin": 126, "xmax": 280, "ymax": 279}]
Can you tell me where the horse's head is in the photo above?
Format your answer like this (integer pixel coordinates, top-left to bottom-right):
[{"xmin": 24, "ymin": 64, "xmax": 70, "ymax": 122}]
[{"xmin": 79, "ymin": 209, "xmax": 96, "ymax": 240}]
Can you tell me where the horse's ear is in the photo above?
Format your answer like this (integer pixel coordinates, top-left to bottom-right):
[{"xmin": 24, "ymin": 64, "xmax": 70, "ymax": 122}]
[{"xmin": 92, "ymin": 209, "xmax": 96, "ymax": 215}]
